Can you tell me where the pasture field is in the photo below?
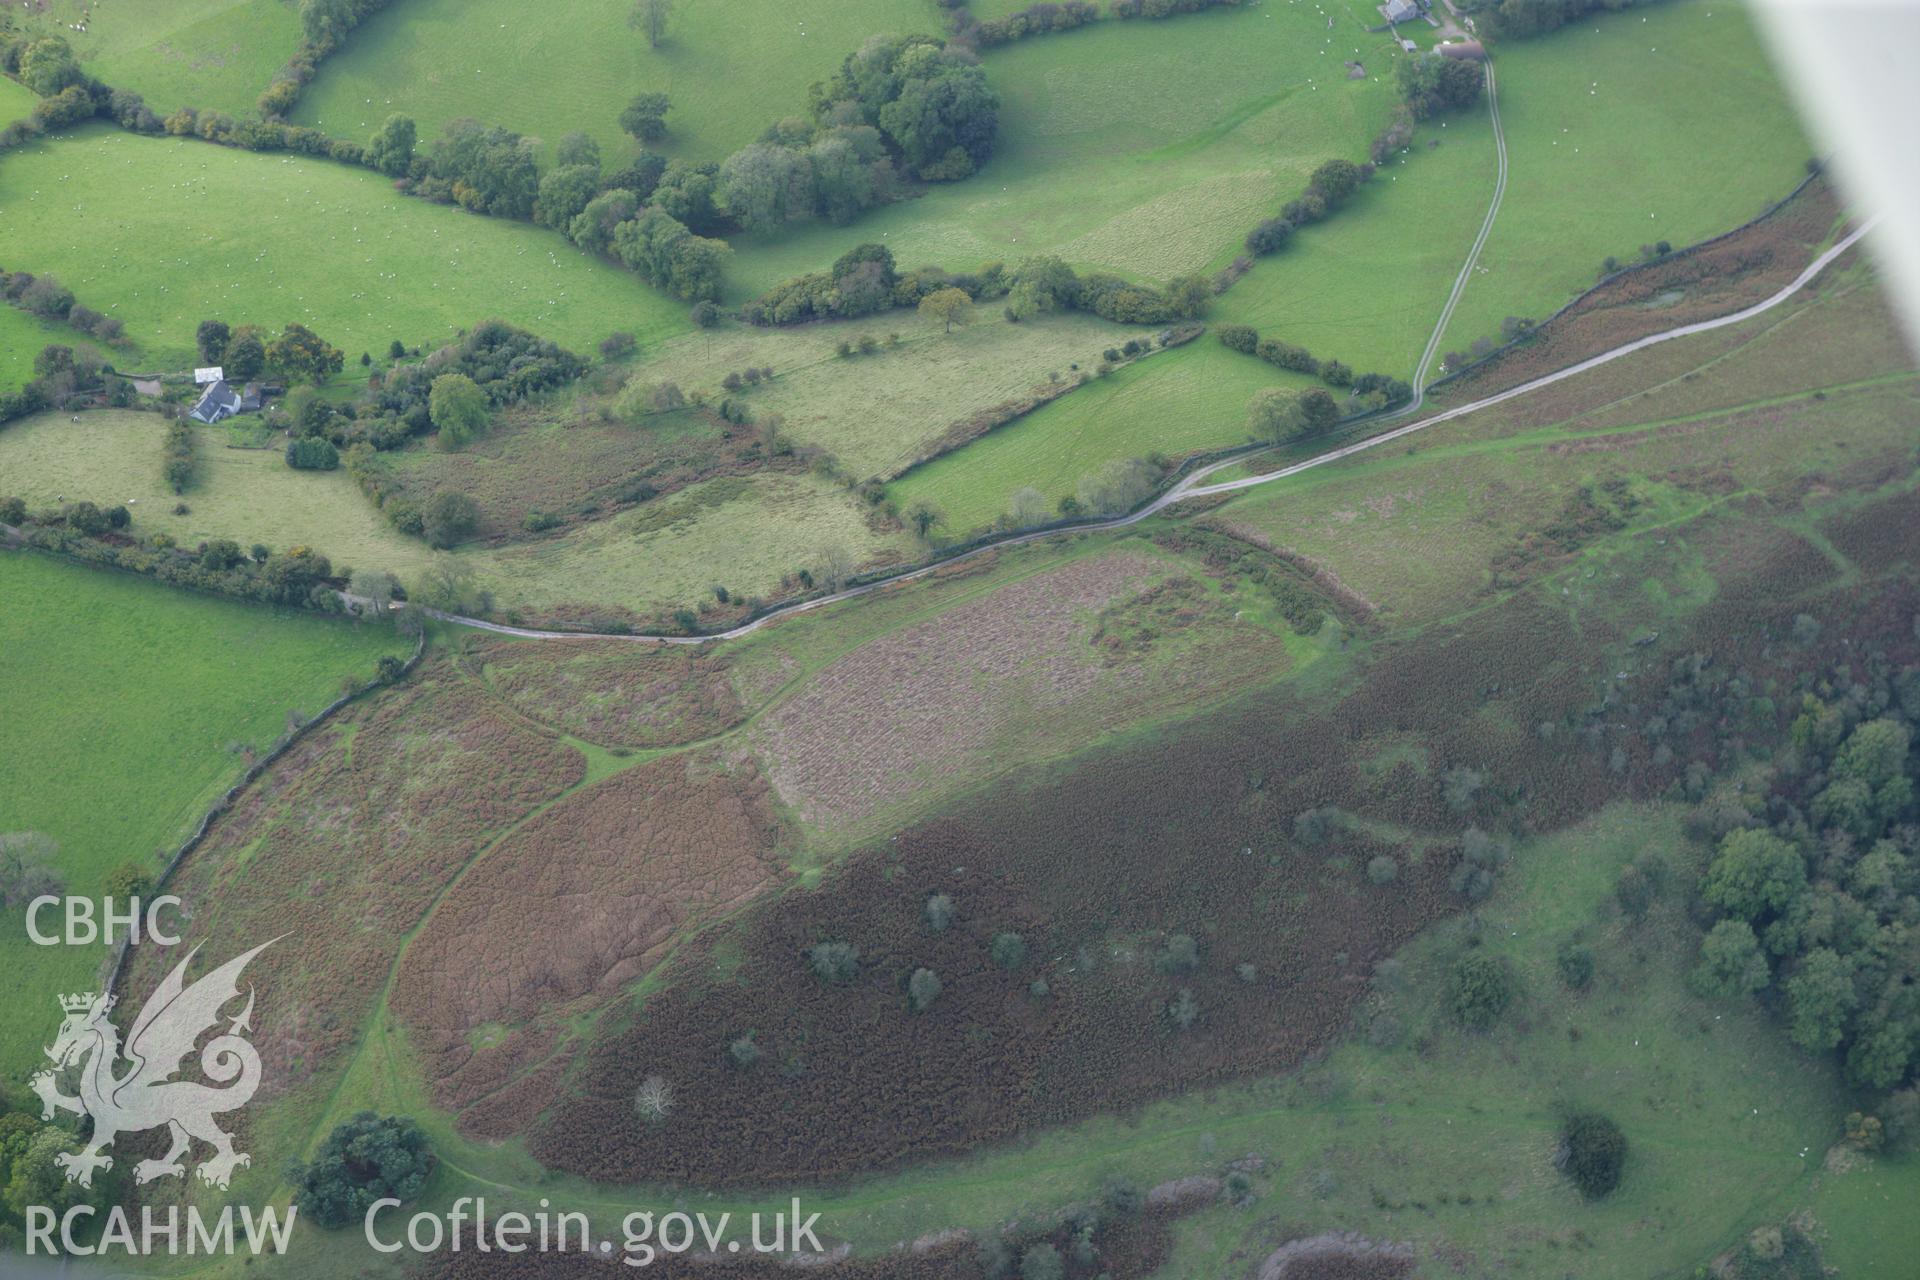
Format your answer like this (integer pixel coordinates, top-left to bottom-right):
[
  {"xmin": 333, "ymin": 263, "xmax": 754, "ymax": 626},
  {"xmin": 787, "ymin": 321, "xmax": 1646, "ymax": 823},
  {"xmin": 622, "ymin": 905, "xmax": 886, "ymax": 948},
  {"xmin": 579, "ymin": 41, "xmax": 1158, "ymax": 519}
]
[
  {"xmin": 0, "ymin": 409, "xmax": 920, "ymax": 617},
  {"xmin": 726, "ymin": 2, "xmax": 1406, "ymax": 295},
  {"xmin": 637, "ymin": 309, "xmax": 1137, "ymax": 479},
  {"xmin": 0, "ymin": 550, "xmax": 405, "ymax": 1080},
  {"xmin": 7, "ymin": 0, "xmax": 300, "ymax": 120},
  {"xmin": 0, "ymin": 409, "xmax": 443, "ymax": 581},
  {"xmin": 1209, "ymin": 103, "xmax": 1499, "ymax": 378},
  {"xmin": 0, "ymin": 126, "xmax": 689, "ymax": 370},
  {"xmin": 0, "ymin": 72, "xmax": 38, "ymax": 121},
  {"xmin": 0, "ymin": 302, "xmax": 126, "ymax": 394},
  {"xmin": 474, "ymin": 469, "xmax": 917, "ymax": 616},
  {"xmin": 887, "ymin": 338, "xmax": 1323, "ymax": 534},
  {"xmin": 1439, "ymin": 0, "xmax": 1810, "ymax": 364},
  {"xmin": 293, "ymin": 0, "xmax": 914, "ymax": 166}
]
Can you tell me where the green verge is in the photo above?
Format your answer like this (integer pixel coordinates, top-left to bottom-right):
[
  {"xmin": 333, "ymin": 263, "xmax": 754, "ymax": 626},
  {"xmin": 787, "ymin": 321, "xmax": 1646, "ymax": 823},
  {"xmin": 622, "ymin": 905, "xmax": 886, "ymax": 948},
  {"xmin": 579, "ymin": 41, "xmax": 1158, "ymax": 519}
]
[
  {"xmin": 0, "ymin": 551, "xmax": 406, "ymax": 1079},
  {"xmin": 0, "ymin": 125, "xmax": 691, "ymax": 370}
]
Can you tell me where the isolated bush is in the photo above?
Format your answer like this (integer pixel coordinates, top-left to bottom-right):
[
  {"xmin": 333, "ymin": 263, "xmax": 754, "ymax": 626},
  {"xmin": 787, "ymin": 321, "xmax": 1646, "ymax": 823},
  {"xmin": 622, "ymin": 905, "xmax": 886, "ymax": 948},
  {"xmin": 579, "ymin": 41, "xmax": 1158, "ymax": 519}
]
[
  {"xmin": 1557, "ymin": 1112, "xmax": 1627, "ymax": 1199},
  {"xmin": 908, "ymin": 967, "xmax": 943, "ymax": 1011},
  {"xmin": 633, "ymin": 1075, "xmax": 674, "ymax": 1123},
  {"xmin": 1157, "ymin": 933, "xmax": 1200, "ymax": 973},
  {"xmin": 990, "ymin": 932, "xmax": 1027, "ymax": 969},
  {"xmin": 925, "ymin": 893, "xmax": 955, "ymax": 932},
  {"xmin": 1367, "ymin": 855, "xmax": 1399, "ymax": 885},
  {"xmin": 286, "ymin": 437, "xmax": 340, "ymax": 470},
  {"xmin": 807, "ymin": 940, "xmax": 860, "ymax": 985},
  {"xmin": 422, "ymin": 489, "xmax": 479, "ymax": 549},
  {"xmin": 1167, "ymin": 987, "xmax": 1200, "ymax": 1031},
  {"xmin": 1555, "ymin": 941, "xmax": 1595, "ymax": 990},
  {"xmin": 728, "ymin": 1034, "xmax": 760, "ymax": 1068},
  {"xmin": 1446, "ymin": 952, "xmax": 1514, "ymax": 1029},
  {"xmin": 1450, "ymin": 827, "xmax": 1510, "ymax": 901}
]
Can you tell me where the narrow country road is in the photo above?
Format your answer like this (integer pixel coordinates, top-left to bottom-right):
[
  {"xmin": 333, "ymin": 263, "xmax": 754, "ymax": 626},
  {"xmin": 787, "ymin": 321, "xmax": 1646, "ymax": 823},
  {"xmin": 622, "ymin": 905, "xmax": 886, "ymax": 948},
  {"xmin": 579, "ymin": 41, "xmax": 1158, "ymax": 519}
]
[{"xmin": 423, "ymin": 217, "xmax": 1875, "ymax": 646}]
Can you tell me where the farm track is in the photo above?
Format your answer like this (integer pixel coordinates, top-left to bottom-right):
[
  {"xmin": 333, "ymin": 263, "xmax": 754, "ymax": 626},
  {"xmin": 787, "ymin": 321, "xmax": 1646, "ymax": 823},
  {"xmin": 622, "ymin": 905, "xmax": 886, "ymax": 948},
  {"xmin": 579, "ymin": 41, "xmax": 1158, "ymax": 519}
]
[{"xmin": 425, "ymin": 220, "xmax": 1879, "ymax": 648}]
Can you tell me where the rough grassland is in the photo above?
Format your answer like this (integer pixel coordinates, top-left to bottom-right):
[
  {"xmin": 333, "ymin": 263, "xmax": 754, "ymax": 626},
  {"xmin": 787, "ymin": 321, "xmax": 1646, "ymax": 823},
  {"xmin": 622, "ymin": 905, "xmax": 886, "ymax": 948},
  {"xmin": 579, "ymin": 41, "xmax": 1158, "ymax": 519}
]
[
  {"xmin": 0, "ymin": 409, "xmax": 443, "ymax": 580},
  {"xmin": 0, "ymin": 410, "xmax": 914, "ymax": 615},
  {"xmin": 1214, "ymin": 269, "xmax": 1917, "ymax": 622},
  {"xmin": 0, "ymin": 126, "xmax": 689, "ymax": 369},
  {"xmin": 476, "ymin": 470, "xmax": 917, "ymax": 615},
  {"xmin": 638, "ymin": 310, "xmax": 1137, "ymax": 479},
  {"xmin": 0, "ymin": 551, "xmax": 404, "ymax": 1079},
  {"xmin": 1441, "ymin": 0, "xmax": 1809, "ymax": 364},
  {"xmin": 1141, "ymin": 805, "xmax": 1853, "ymax": 1279},
  {"xmin": 293, "ymin": 0, "xmax": 914, "ymax": 166},
  {"xmin": 727, "ymin": 3, "xmax": 1404, "ymax": 295},
  {"xmin": 10, "ymin": 0, "xmax": 301, "ymax": 119},
  {"xmin": 888, "ymin": 339, "xmax": 1322, "ymax": 534}
]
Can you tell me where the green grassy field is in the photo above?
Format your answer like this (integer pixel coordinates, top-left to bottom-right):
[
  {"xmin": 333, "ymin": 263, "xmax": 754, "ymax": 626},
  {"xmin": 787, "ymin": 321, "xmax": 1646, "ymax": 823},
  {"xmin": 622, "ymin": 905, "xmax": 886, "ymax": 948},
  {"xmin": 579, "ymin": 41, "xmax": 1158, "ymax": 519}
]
[
  {"xmin": 0, "ymin": 550, "xmax": 405, "ymax": 1080},
  {"xmin": 726, "ymin": 1, "xmax": 1405, "ymax": 296},
  {"xmin": 0, "ymin": 302, "xmax": 132, "ymax": 395},
  {"xmin": 293, "ymin": 0, "xmax": 918, "ymax": 167},
  {"xmin": 1210, "ymin": 102, "xmax": 1499, "ymax": 378},
  {"xmin": 10, "ymin": 0, "xmax": 302, "ymax": 120},
  {"xmin": 1439, "ymin": 0, "xmax": 1810, "ymax": 366},
  {"xmin": 0, "ymin": 126, "xmax": 690, "ymax": 370},
  {"xmin": 0, "ymin": 72, "xmax": 39, "ymax": 122},
  {"xmin": 887, "ymin": 338, "xmax": 1322, "ymax": 534}
]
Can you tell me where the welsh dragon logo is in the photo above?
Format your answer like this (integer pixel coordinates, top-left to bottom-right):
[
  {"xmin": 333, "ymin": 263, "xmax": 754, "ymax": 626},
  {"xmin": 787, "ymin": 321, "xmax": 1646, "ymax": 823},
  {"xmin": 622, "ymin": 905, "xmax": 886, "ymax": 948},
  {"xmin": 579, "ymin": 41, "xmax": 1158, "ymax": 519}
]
[{"xmin": 30, "ymin": 941, "xmax": 273, "ymax": 1190}]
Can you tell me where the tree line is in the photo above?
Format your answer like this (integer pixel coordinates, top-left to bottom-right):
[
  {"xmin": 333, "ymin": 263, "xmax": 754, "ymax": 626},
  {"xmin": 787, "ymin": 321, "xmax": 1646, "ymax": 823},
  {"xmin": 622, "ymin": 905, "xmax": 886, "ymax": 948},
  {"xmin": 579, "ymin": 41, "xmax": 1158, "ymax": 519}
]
[
  {"xmin": 744, "ymin": 244, "xmax": 1211, "ymax": 328},
  {"xmin": 1215, "ymin": 324, "xmax": 1411, "ymax": 411}
]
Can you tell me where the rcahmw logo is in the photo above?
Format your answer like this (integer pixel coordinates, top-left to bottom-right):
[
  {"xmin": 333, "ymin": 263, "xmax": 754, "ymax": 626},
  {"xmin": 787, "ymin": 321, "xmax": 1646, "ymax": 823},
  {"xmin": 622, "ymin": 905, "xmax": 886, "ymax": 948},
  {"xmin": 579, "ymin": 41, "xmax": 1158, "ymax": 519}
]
[{"xmin": 25, "ymin": 939, "xmax": 297, "ymax": 1259}]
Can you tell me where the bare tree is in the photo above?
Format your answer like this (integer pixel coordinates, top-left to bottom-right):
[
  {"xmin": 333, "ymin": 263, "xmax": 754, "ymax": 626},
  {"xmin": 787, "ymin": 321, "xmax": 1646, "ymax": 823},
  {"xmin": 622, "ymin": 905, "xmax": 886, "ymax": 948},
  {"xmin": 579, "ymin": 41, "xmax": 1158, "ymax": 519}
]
[
  {"xmin": 632, "ymin": 0, "xmax": 675, "ymax": 49},
  {"xmin": 634, "ymin": 1075, "xmax": 674, "ymax": 1122},
  {"xmin": 1008, "ymin": 486, "xmax": 1050, "ymax": 529},
  {"xmin": 348, "ymin": 568, "xmax": 398, "ymax": 618},
  {"xmin": 820, "ymin": 545, "xmax": 854, "ymax": 593}
]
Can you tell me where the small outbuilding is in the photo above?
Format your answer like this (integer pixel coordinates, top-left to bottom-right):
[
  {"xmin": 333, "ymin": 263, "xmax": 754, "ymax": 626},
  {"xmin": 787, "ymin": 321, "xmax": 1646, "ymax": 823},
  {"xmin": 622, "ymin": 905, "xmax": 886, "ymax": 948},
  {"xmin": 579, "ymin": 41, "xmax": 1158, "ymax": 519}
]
[
  {"xmin": 193, "ymin": 366, "xmax": 225, "ymax": 385},
  {"xmin": 1438, "ymin": 39, "xmax": 1487, "ymax": 60}
]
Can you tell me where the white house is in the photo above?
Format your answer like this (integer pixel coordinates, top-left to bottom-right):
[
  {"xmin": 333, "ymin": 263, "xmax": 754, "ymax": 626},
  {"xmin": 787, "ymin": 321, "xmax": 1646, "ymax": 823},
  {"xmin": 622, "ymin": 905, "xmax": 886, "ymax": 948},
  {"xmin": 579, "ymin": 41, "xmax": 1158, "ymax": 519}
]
[{"xmin": 188, "ymin": 381, "xmax": 261, "ymax": 425}]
